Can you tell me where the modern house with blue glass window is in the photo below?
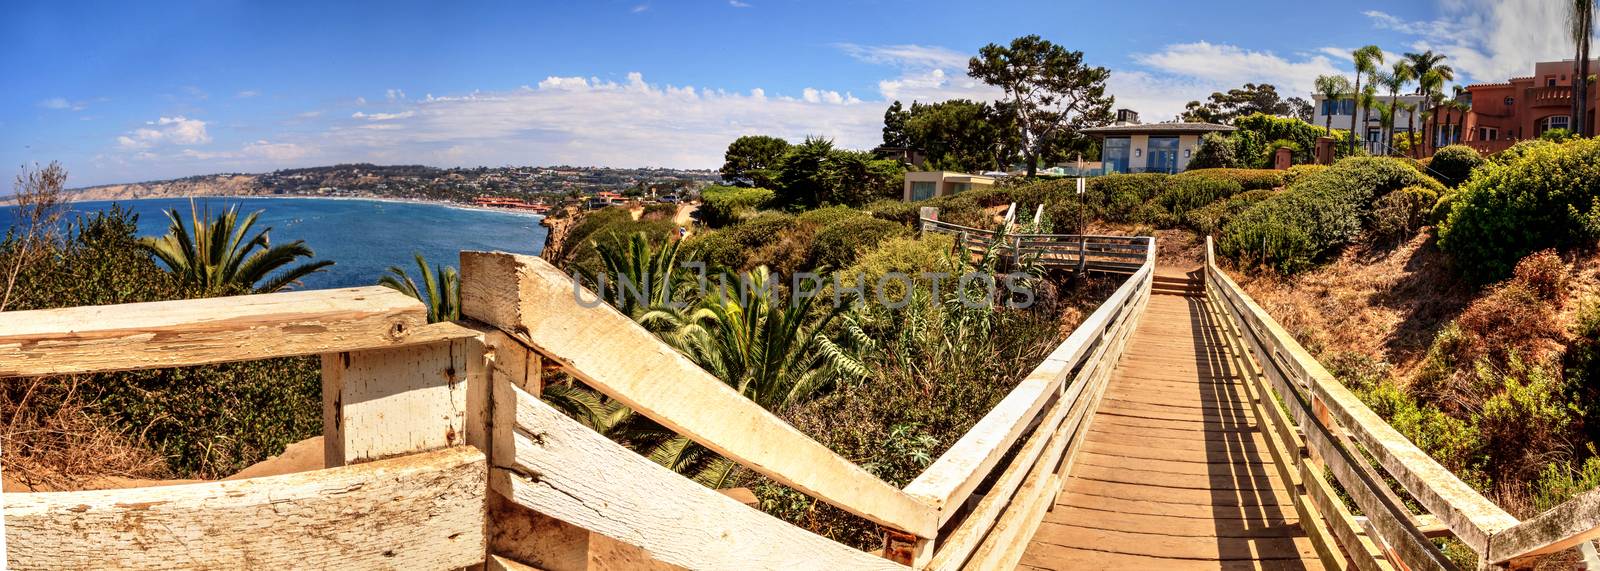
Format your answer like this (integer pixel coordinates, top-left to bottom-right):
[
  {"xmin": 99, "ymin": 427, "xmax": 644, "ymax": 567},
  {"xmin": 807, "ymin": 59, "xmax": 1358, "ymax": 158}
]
[
  {"xmin": 1080, "ymin": 110, "xmax": 1234, "ymax": 174},
  {"xmin": 903, "ymin": 171, "xmax": 998, "ymax": 201}
]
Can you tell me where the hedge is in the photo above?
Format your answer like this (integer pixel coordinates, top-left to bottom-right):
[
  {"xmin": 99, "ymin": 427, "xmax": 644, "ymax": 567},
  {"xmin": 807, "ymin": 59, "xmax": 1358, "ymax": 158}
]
[
  {"xmin": 1427, "ymin": 145, "xmax": 1485, "ymax": 188},
  {"xmin": 700, "ymin": 185, "xmax": 776, "ymax": 226},
  {"xmin": 1439, "ymin": 137, "xmax": 1600, "ymax": 282},
  {"xmin": 1172, "ymin": 168, "xmax": 1284, "ymax": 191},
  {"xmin": 1088, "ymin": 173, "xmax": 1167, "ymax": 222},
  {"xmin": 808, "ymin": 216, "xmax": 910, "ymax": 270},
  {"xmin": 1219, "ymin": 156, "xmax": 1443, "ymax": 272}
]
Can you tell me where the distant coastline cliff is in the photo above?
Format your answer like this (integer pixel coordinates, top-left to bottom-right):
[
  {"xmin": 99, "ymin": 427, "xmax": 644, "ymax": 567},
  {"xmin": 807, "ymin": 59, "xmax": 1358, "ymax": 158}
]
[{"xmin": 43, "ymin": 163, "xmax": 717, "ymax": 206}]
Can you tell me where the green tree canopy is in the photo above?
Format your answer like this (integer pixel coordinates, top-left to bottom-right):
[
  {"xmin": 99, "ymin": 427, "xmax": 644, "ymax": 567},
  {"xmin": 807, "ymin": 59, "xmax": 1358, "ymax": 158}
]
[
  {"xmin": 1180, "ymin": 83, "xmax": 1297, "ymax": 124},
  {"xmin": 720, "ymin": 135, "xmax": 791, "ymax": 188},
  {"xmin": 968, "ymin": 35, "xmax": 1113, "ymax": 176}
]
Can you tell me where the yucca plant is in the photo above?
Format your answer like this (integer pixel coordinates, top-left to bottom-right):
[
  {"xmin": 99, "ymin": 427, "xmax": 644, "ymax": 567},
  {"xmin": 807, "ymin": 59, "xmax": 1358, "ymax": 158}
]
[
  {"xmin": 377, "ymin": 253, "xmax": 460, "ymax": 323},
  {"xmin": 141, "ymin": 204, "xmax": 333, "ymax": 294}
]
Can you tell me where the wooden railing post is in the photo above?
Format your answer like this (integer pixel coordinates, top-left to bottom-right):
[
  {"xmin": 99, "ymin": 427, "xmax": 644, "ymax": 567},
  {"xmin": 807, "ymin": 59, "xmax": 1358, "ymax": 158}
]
[{"xmin": 320, "ymin": 337, "xmax": 481, "ymax": 467}]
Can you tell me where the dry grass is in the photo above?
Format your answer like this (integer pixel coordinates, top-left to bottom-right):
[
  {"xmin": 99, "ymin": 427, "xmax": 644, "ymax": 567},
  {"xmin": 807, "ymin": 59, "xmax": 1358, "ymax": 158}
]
[
  {"xmin": 1, "ymin": 376, "xmax": 168, "ymax": 491},
  {"xmin": 1227, "ymin": 230, "xmax": 1475, "ymax": 379}
]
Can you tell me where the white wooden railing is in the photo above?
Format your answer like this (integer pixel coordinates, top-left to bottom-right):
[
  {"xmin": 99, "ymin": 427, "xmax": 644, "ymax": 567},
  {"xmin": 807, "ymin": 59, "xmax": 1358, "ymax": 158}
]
[
  {"xmin": 0, "ymin": 236, "xmax": 1158, "ymax": 570},
  {"xmin": 1203, "ymin": 236, "xmax": 1600, "ymax": 571}
]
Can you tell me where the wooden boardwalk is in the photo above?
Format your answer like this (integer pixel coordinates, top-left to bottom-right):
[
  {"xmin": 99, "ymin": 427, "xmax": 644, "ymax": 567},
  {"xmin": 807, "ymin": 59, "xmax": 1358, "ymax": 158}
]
[{"xmin": 1020, "ymin": 270, "xmax": 1325, "ymax": 570}]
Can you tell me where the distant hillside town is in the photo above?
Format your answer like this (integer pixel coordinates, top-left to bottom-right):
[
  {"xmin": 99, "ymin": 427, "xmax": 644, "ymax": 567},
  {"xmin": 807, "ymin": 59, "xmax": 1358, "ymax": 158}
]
[{"xmin": 60, "ymin": 163, "xmax": 721, "ymax": 210}]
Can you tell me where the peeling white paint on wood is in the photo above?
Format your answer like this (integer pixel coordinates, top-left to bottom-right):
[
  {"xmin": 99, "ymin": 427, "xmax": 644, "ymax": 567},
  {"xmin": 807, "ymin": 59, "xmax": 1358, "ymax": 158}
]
[{"xmin": 5, "ymin": 446, "xmax": 487, "ymax": 570}]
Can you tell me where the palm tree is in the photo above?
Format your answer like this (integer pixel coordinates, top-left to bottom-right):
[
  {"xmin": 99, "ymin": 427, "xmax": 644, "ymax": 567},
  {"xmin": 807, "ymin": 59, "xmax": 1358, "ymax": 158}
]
[
  {"xmin": 590, "ymin": 231, "xmax": 689, "ymax": 319},
  {"xmin": 1402, "ymin": 101, "xmax": 1419, "ymax": 157},
  {"xmin": 643, "ymin": 266, "xmax": 869, "ymax": 411},
  {"xmin": 1403, "ymin": 51, "xmax": 1454, "ymax": 94},
  {"xmin": 1360, "ymin": 84, "xmax": 1379, "ymax": 153},
  {"xmin": 1568, "ymin": 0, "xmax": 1595, "ymax": 137},
  {"xmin": 1378, "ymin": 62, "xmax": 1415, "ymax": 153},
  {"xmin": 1315, "ymin": 74, "xmax": 1354, "ymax": 134},
  {"xmin": 1417, "ymin": 69, "xmax": 1446, "ymax": 155},
  {"xmin": 378, "ymin": 253, "xmax": 459, "ymax": 323},
  {"xmin": 1349, "ymin": 46, "xmax": 1385, "ymax": 154},
  {"xmin": 141, "ymin": 203, "xmax": 333, "ymax": 294}
]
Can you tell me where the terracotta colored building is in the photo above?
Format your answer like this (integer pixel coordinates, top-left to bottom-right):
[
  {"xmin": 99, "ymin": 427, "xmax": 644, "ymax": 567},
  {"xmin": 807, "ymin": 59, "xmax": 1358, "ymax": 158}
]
[{"xmin": 1430, "ymin": 59, "xmax": 1599, "ymax": 155}]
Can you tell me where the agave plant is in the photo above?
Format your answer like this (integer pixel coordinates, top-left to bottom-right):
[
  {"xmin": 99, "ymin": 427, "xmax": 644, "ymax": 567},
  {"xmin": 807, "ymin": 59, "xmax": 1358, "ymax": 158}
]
[
  {"xmin": 378, "ymin": 253, "xmax": 460, "ymax": 323},
  {"xmin": 141, "ymin": 204, "xmax": 333, "ymax": 294}
]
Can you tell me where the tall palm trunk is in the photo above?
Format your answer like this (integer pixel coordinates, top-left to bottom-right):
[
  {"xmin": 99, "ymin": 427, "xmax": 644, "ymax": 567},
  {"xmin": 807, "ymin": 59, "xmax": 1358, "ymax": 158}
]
[
  {"xmin": 1408, "ymin": 107, "xmax": 1417, "ymax": 158},
  {"xmin": 1349, "ymin": 76, "xmax": 1362, "ymax": 154},
  {"xmin": 1574, "ymin": 44, "xmax": 1587, "ymax": 135}
]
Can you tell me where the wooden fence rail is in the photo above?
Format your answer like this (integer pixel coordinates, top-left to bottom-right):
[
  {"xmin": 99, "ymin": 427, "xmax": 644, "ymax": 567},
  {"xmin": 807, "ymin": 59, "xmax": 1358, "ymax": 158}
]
[
  {"xmin": 0, "ymin": 227, "xmax": 1163, "ymax": 569},
  {"xmin": 919, "ymin": 216, "xmax": 1151, "ymax": 273},
  {"xmin": 1203, "ymin": 236, "xmax": 1600, "ymax": 570}
]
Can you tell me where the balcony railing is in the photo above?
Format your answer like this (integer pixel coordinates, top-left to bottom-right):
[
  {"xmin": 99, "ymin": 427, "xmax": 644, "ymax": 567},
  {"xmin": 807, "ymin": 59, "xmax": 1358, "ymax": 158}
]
[{"xmin": 1528, "ymin": 85, "xmax": 1574, "ymax": 108}]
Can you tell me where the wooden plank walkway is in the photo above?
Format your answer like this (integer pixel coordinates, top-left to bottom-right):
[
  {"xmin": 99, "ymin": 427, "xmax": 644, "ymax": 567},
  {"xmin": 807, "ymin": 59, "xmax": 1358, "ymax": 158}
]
[{"xmin": 1019, "ymin": 269, "xmax": 1325, "ymax": 570}]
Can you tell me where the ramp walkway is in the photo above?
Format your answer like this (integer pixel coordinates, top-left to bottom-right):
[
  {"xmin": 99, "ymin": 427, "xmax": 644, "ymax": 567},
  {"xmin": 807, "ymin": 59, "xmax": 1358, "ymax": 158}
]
[{"xmin": 1020, "ymin": 269, "xmax": 1323, "ymax": 570}]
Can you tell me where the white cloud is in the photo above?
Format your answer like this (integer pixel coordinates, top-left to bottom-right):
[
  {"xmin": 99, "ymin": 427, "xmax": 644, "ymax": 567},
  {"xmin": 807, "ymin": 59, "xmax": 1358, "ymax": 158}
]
[
  {"xmin": 236, "ymin": 90, "xmax": 260, "ymax": 98},
  {"xmin": 836, "ymin": 43, "xmax": 970, "ymax": 70},
  {"xmin": 38, "ymin": 97, "xmax": 87, "ymax": 111},
  {"xmin": 242, "ymin": 140, "xmax": 311, "ymax": 161},
  {"xmin": 170, "ymin": 140, "xmax": 312, "ymax": 162},
  {"xmin": 386, "ymin": 88, "xmax": 406, "ymax": 101},
  {"xmin": 306, "ymin": 72, "xmax": 884, "ymax": 170},
  {"xmin": 1364, "ymin": 1, "xmax": 1575, "ymax": 83},
  {"xmin": 117, "ymin": 116, "xmax": 210, "ymax": 149},
  {"xmin": 1133, "ymin": 42, "xmax": 1342, "ymax": 98},
  {"xmin": 355, "ymin": 96, "xmax": 368, "ymax": 105},
  {"xmin": 630, "ymin": 4, "xmax": 648, "ymax": 13},
  {"xmin": 729, "ymin": 0, "xmax": 750, "ymax": 7},
  {"xmin": 351, "ymin": 110, "xmax": 416, "ymax": 121}
]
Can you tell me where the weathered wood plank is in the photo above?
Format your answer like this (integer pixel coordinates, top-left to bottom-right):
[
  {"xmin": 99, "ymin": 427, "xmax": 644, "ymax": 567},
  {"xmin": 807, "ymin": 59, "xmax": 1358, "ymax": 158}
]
[
  {"xmin": 1486, "ymin": 487, "xmax": 1600, "ymax": 564},
  {"xmin": 493, "ymin": 380, "xmax": 906, "ymax": 571},
  {"xmin": 0, "ymin": 286, "xmax": 476, "ymax": 377},
  {"xmin": 322, "ymin": 337, "xmax": 478, "ymax": 466},
  {"xmin": 459, "ymin": 251, "xmax": 936, "ymax": 537},
  {"xmin": 1302, "ymin": 462, "xmax": 1394, "ymax": 571},
  {"xmin": 5, "ymin": 446, "xmax": 487, "ymax": 570},
  {"xmin": 906, "ymin": 242, "xmax": 1152, "ymax": 519}
]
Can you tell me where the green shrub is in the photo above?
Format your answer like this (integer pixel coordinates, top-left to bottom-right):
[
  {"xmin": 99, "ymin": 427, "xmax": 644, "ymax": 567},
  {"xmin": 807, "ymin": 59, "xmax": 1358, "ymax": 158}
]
[
  {"xmin": 1428, "ymin": 145, "xmax": 1485, "ymax": 188},
  {"xmin": 1, "ymin": 206, "xmax": 323, "ymax": 478},
  {"xmin": 1177, "ymin": 188, "xmax": 1277, "ymax": 235},
  {"xmin": 808, "ymin": 216, "xmax": 909, "ymax": 270},
  {"xmin": 1540, "ymin": 128, "xmax": 1575, "ymax": 143},
  {"xmin": 1174, "ymin": 168, "xmax": 1284, "ymax": 190},
  {"xmin": 684, "ymin": 212, "xmax": 799, "ymax": 272},
  {"xmin": 796, "ymin": 205, "xmax": 868, "ymax": 227},
  {"xmin": 863, "ymin": 200, "xmax": 921, "ymax": 226},
  {"xmin": 559, "ymin": 207, "xmax": 677, "ymax": 276},
  {"xmin": 1219, "ymin": 156, "xmax": 1441, "ymax": 272},
  {"xmin": 700, "ymin": 185, "xmax": 776, "ymax": 226},
  {"xmin": 1156, "ymin": 177, "xmax": 1243, "ymax": 217},
  {"xmin": 836, "ymin": 234, "xmax": 958, "ymax": 302},
  {"xmin": 641, "ymin": 202, "xmax": 678, "ymax": 220},
  {"xmin": 1369, "ymin": 185, "xmax": 1439, "ymax": 245},
  {"xmin": 1187, "ymin": 132, "xmax": 1239, "ymax": 169},
  {"xmin": 1491, "ymin": 140, "xmax": 1558, "ymax": 166},
  {"xmin": 1233, "ymin": 113, "xmax": 1334, "ymax": 166},
  {"xmin": 1088, "ymin": 173, "xmax": 1167, "ymax": 222},
  {"xmin": 1283, "ymin": 164, "xmax": 1327, "ymax": 185},
  {"xmin": 1438, "ymin": 138, "xmax": 1600, "ymax": 283}
]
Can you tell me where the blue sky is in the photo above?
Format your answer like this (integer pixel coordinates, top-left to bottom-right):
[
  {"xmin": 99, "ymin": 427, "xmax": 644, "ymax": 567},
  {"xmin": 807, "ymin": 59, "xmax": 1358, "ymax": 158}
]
[{"xmin": 0, "ymin": 0, "xmax": 1576, "ymax": 187}]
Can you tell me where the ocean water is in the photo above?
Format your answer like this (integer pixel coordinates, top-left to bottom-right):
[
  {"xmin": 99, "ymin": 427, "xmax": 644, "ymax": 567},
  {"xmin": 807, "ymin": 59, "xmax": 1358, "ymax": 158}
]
[{"xmin": 0, "ymin": 197, "xmax": 546, "ymax": 290}]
